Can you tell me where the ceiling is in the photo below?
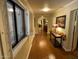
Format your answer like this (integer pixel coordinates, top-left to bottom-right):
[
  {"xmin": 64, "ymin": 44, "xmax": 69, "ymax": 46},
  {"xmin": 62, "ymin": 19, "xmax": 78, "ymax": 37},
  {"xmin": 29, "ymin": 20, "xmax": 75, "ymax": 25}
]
[{"xmin": 27, "ymin": 0, "xmax": 74, "ymax": 14}]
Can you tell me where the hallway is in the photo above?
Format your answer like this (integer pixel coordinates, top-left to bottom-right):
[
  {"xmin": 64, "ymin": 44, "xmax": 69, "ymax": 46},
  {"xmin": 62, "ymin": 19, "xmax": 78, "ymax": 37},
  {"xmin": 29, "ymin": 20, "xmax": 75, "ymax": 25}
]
[
  {"xmin": 28, "ymin": 32, "xmax": 77, "ymax": 59},
  {"xmin": 0, "ymin": 0, "xmax": 78, "ymax": 59}
]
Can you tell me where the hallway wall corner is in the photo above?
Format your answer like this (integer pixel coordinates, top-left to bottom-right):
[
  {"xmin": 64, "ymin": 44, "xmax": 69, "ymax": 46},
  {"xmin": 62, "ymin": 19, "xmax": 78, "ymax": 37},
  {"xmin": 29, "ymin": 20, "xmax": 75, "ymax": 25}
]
[{"xmin": 62, "ymin": 45, "xmax": 71, "ymax": 52}]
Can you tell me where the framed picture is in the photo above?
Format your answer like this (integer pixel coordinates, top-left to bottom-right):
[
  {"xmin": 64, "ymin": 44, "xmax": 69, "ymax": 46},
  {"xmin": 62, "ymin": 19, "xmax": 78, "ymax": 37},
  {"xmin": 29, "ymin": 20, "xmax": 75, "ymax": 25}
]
[{"xmin": 56, "ymin": 15, "xmax": 66, "ymax": 28}]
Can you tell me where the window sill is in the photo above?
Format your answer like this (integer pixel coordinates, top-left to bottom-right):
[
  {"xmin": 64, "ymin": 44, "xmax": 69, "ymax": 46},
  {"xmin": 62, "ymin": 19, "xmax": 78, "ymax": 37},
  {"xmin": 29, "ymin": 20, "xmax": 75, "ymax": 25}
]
[{"xmin": 13, "ymin": 36, "xmax": 28, "ymax": 57}]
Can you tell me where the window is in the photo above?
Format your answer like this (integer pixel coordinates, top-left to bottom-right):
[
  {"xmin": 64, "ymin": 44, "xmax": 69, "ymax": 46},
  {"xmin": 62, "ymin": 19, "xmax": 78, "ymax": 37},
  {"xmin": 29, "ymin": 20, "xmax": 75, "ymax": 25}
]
[
  {"xmin": 7, "ymin": 2, "xmax": 16, "ymax": 46},
  {"xmin": 7, "ymin": 0, "xmax": 25, "ymax": 48},
  {"xmin": 15, "ymin": 6, "xmax": 24, "ymax": 41},
  {"xmin": 25, "ymin": 12, "xmax": 30, "ymax": 35}
]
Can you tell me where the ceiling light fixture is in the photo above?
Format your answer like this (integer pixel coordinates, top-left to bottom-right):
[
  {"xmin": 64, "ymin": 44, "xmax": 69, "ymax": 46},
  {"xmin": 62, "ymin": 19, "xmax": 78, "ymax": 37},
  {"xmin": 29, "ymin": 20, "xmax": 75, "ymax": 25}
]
[{"xmin": 42, "ymin": 7, "xmax": 50, "ymax": 12}]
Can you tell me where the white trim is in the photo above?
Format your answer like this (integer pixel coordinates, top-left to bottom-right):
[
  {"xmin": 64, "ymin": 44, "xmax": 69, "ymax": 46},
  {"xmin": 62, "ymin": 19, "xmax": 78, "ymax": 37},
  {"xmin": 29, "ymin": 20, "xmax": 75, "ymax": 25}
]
[
  {"xmin": 26, "ymin": 43, "xmax": 32, "ymax": 59},
  {"xmin": 62, "ymin": 45, "xmax": 71, "ymax": 52},
  {"xmin": 26, "ymin": 34, "xmax": 35, "ymax": 59}
]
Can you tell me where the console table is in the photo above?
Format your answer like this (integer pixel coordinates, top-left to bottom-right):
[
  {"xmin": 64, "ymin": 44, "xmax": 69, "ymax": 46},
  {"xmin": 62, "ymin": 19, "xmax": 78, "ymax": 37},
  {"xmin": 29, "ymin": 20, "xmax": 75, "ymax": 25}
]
[{"xmin": 50, "ymin": 31, "xmax": 64, "ymax": 48}]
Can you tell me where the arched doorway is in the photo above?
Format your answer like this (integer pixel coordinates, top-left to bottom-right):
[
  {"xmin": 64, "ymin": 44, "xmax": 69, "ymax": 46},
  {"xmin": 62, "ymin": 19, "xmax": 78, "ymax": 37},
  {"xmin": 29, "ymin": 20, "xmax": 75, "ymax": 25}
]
[{"xmin": 38, "ymin": 16, "xmax": 48, "ymax": 33}]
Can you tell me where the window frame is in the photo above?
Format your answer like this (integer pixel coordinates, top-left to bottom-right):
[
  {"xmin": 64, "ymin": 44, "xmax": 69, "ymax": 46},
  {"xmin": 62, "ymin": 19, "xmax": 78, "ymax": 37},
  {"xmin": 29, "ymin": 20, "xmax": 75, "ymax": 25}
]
[{"xmin": 7, "ymin": 0, "xmax": 26, "ymax": 48}]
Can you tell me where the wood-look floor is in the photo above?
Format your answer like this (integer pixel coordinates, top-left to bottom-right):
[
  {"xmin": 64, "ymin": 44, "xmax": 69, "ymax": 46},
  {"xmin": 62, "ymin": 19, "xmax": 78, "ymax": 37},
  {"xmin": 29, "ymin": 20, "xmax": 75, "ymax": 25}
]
[{"xmin": 28, "ymin": 32, "xmax": 77, "ymax": 59}]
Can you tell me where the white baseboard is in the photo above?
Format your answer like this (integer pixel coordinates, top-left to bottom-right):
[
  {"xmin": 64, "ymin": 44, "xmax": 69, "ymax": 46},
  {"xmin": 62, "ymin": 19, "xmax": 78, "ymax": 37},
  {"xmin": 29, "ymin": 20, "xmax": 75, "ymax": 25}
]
[
  {"xmin": 26, "ymin": 44, "xmax": 32, "ymax": 59},
  {"xmin": 26, "ymin": 34, "xmax": 35, "ymax": 59},
  {"xmin": 62, "ymin": 45, "xmax": 71, "ymax": 52}
]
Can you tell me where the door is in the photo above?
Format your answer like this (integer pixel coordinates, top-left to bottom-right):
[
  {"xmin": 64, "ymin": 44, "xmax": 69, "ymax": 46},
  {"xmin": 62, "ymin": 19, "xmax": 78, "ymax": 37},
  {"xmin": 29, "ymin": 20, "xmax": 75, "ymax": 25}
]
[
  {"xmin": 69, "ymin": 9, "xmax": 78, "ymax": 51},
  {"xmin": 71, "ymin": 10, "xmax": 78, "ymax": 51}
]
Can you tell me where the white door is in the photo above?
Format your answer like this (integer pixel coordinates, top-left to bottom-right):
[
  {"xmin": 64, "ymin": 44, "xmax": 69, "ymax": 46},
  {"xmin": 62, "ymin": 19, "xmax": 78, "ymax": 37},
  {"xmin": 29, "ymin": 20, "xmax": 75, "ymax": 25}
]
[{"xmin": 69, "ymin": 9, "xmax": 78, "ymax": 51}]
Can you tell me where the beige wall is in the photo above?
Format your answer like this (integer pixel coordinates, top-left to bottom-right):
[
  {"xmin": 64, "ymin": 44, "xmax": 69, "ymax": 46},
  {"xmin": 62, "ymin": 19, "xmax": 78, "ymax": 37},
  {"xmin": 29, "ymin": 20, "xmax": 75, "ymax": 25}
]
[{"xmin": 52, "ymin": 0, "xmax": 78, "ymax": 51}]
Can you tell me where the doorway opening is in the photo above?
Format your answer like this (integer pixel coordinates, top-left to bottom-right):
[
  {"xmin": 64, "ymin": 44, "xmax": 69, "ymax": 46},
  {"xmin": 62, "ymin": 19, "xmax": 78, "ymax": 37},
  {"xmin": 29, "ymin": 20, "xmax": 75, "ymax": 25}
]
[{"xmin": 38, "ymin": 16, "xmax": 48, "ymax": 33}]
